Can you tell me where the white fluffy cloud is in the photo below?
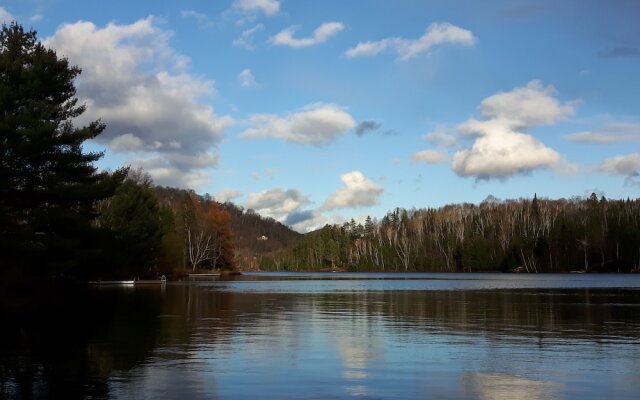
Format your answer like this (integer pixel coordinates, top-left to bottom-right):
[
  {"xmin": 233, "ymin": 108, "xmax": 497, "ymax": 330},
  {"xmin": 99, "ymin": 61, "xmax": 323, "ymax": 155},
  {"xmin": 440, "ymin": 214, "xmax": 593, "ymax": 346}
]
[
  {"xmin": 233, "ymin": 24, "xmax": 264, "ymax": 50},
  {"xmin": 322, "ymin": 171, "xmax": 383, "ymax": 210},
  {"xmin": 240, "ymin": 103, "xmax": 356, "ymax": 145},
  {"xmin": 411, "ymin": 150, "xmax": 448, "ymax": 165},
  {"xmin": 271, "ymin": 22, "xmax": 344, "ymax": 48},
  {"xmin": 238, "ymin": 68, "xmax": 256, "ymax": 87},
  {"xmin": 452, "ymin": 130, "xmax": 563, "ymax": 179},
  {"xmin": 0, "ymin": 7, "xmax": 14, "ymax": 23},
  {"xmin": 345, "ymin": 22, "xmax": 476, "ymax": 60},
  {"xmin": 216, "ymin": 188, "xmax": 243, "ymax": 203},
  {"xmin": 472, "ymin": 80, "xmax": 576, "ymax": 128},
  {"xmin": 600, "ymin": 153, "xmax": 640, "ymax": 183},
  {"xmin": 244, "ymin": 178, "xmax": 381, "ymax": 232},
  {"xmin": 565, "ymin": 122, "xmax": 640, "ymax": 144},
  {"xmin": 134, "ymin": 158, "xmax": 212, "ymax": 189},
  {"xmin": 451, "ymin": 81, "xmax": 575, "ymax": 179},
  {"xmin": 246, "ymin": 188, "xmax": 311, "ymax": 221},
  {"xmin": 44, "ymin": 17, "xmax": 232, "ymax": 188},
  {"xmin": 233, "ymin": 0, "xmax": 280, "ymax": 16},
  {"xmin": 244, "ymin": 187, "xmax": 345, "ymax": 232}
]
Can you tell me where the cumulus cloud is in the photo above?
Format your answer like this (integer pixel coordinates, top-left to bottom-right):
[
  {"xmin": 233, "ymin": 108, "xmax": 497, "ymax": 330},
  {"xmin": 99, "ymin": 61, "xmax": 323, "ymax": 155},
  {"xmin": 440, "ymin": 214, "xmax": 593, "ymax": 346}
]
[
  {"xmin": 243, "ymin": 188, "xmax": 344, "ymax": 232},
  {"xmin": 355, "ymin": 120, "xmax": 381, "ymax": 136},
  {"xmin": 451, "ymin": 80, "xmax": 575, "ymax": 180},
  {"xmin": 216, "ymin": 188, "xmax": 243, "ymax": 203},
  {"xmin": 246, "ymin": 176, "xmax": 382, "ymax": 232},
  {"xmin": 181, "ymin": 10, "xmax": 214, "ymax": 28},
  {"xmin": 233, "ymin": 23, "xmax": 264, "ymax": 50},
  {"xmin": 246, "ymin": 188, "xmax": 311, "ymax": 222},
  {"xmin": 345, "ymin": 22, "xmax": 476, "ymax": 60},
  {"xmin": 44, "ymin": 17, "xmax": 232, "ymax": 188},
  {"xmin": 600, "ymin": 153, "xmax": 640, "ymax": 184},
  {"xmin": 271, "ymin": 22, "xmax": 344, "ymax": 48},
  {"xmin": 565, "ymin": 122, "xmax": 640, "ymax": 144},
  {"xmin": 424, "ymin": 125, "xmax": 457, "ymax": 148},
  {"xmin": 238, "ymin": 68, "xmax": 256, "ymax": 87},
  {"xmin": 134, "ymin": 157, "xmax": 211, "ymax": 189},
  {"xmin": 411, "ymin": 150, "xmax": 448, "ymax": 164},
  {"xmin": 233, "ymin": 0, "xmax": 280, "ymax": 16},
  {"xmin": 471, "ymin": 80, "xmax": 576, "ymax": 128},
  {"xmin": 322, "ymin": 171, "xmax": 383, "ymax": 210},
  {"xmin": 240, "ymin": 103, "xmax": 356, "ymax": 145},
  {"xmin": 452, "ymin": 131, "xmax": 562, "ymax": 179},
  {"xmin": 0, "ymin": 6, "xmax": 14, "ymax": 23}
]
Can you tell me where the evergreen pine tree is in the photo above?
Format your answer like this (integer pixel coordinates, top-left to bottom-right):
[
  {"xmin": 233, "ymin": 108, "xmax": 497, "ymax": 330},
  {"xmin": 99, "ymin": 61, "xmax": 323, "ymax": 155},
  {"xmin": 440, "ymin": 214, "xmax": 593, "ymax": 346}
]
[
  {"xmin": 98, "ymin": 173, "xmax": 165, "ymax": 276},
  {"xmin": 0, "ymin": 23, "xmax": 124, "ymax": 276}
]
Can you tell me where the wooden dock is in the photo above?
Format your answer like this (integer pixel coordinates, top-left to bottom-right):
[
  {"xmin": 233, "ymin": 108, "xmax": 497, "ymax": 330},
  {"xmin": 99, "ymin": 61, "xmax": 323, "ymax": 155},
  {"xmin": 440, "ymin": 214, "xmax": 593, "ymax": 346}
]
[
  {"xmin": 89, "ymin": 279, "xmax": 166, "ymax": 286},
  {"xmin": 88, "ymin": 280, "xmax": 135, "ymax": 286}
]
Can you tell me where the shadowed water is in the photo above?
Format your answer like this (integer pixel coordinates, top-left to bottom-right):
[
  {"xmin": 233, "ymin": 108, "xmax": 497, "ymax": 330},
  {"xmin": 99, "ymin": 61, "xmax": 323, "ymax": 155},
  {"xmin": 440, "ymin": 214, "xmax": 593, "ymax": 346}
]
[{"xmin": 2, "ymin": 273, "xmax": 640, "ymax": 399}]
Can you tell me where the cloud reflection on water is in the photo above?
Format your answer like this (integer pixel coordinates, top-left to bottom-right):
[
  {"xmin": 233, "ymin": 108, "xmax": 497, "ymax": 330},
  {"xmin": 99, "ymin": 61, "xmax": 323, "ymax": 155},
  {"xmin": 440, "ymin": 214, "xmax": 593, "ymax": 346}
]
[{"xmin": 462, "ymin": 372, "xmax": 562, "ymax": 400}]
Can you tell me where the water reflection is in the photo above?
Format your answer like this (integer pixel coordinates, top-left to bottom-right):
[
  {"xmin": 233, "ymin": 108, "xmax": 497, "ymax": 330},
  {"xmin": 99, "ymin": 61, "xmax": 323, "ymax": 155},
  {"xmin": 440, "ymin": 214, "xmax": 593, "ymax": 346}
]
[
  {"xmin": 0, "ymin": 285, "xmax": 162, "ymax": 399},
  {"xmin": 462, "ymin": 372, "xmax": 561, "ymax": 400},
  {"xmin": 1, "ymin": 274, "xmax": 640, "ymax": 399}
]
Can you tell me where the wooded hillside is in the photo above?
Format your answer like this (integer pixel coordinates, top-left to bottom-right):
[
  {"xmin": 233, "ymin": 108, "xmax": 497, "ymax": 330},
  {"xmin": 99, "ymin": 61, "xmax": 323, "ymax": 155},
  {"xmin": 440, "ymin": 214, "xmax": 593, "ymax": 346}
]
[
  {"xmin": 153, "ymin": 187, "xmax": 299, "ymax": 273},
  {"xmin": 263, "ymin": 194, "xmax": 640, "ymax": 273}
]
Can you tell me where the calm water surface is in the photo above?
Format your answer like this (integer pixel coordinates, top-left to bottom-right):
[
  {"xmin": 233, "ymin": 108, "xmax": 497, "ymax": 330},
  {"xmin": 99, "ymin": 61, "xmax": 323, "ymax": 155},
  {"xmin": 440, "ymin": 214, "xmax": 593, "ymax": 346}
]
[{"xmin": 2, "ymin": 273, "xmax": 640, "ymax": 399}]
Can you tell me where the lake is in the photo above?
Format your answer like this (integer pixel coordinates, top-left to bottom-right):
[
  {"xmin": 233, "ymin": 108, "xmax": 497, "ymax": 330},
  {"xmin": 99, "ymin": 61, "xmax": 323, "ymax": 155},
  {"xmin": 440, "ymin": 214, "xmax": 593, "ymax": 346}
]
[{"xmin": 2, "ymin": 273, "xmax": 640, "ymax": 399}]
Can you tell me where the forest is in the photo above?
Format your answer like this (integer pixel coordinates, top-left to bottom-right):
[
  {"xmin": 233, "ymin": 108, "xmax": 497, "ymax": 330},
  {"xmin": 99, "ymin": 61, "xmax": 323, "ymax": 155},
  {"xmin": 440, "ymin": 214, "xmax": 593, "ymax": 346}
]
[{"xmin": 263, "ymin": 194, "xmax": 640, "ymax": 273}]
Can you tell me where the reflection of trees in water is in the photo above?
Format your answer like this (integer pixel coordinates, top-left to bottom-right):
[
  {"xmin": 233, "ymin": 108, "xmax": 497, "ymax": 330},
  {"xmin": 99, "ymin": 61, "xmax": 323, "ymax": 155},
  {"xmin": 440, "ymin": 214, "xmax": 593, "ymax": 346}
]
[
  {"xmin": 2, "ymin": 283, "xmax": 639, "ymax": 398},
  {"xmin": 169, "ymin": 284, "xmax": 640, "ymax": 346},
  {"xmin": 306, "ymin": 289, "xmax": 640, "ymax": 342},
  {"xmin": 0, "ymin": 286, "xmax": 162, "ymax": 399}
]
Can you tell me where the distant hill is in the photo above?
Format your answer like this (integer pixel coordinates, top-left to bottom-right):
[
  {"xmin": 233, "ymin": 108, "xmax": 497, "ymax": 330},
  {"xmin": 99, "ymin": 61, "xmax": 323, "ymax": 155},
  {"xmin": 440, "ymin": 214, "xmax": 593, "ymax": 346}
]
[
  {"xmin": 221, "ymin": 202, "xmax": 301, "ymax": 270},
  {"xmin": 153, "ymin": 186, "xmax": 300, "ymax": 271}
]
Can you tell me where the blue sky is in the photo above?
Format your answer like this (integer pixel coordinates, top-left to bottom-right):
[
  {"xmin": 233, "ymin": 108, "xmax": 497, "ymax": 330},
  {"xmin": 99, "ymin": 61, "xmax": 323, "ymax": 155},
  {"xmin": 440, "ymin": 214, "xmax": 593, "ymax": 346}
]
[{"xmin": 2, "ymin": 0, "xmax": 640, "ymax": 231}]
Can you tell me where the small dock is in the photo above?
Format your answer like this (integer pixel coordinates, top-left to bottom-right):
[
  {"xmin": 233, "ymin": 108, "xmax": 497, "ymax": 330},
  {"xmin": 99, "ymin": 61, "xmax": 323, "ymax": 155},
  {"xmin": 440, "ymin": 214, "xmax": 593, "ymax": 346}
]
[
  {"xmin": 135, "ymin": 280, "xmax": 167, "ymax": 284},
  {"xmin": 88, "ymin": 280, "xmax": 135, "ymax": 286},
  {"xmin": 89, "ymin": 278, "xmax": 167, "ymax": 286}
]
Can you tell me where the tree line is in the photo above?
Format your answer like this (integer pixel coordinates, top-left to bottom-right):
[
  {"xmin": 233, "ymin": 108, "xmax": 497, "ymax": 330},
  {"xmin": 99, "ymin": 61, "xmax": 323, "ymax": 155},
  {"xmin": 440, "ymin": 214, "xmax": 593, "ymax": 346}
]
[{"xmin": 266, "ymin": 194, "xmax": 640, "ymax": 273}]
